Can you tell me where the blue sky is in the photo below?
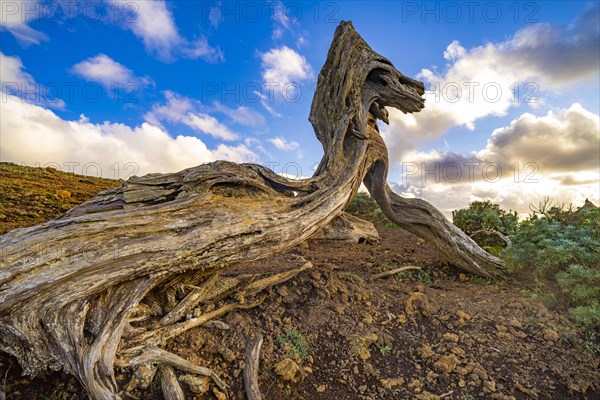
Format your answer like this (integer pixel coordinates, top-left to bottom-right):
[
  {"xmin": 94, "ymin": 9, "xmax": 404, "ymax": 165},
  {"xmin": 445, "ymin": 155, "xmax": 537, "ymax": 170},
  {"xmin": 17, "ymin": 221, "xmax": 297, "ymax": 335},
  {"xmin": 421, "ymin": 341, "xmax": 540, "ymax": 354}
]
[{"xmin": 1, "ymin": 1, "xmax": 599, "ymax": 216}]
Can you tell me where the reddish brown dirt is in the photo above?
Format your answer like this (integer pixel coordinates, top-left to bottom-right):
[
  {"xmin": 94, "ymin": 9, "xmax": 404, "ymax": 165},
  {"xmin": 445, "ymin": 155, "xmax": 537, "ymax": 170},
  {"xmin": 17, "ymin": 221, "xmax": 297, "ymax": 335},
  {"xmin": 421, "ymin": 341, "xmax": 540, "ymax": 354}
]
[{"xmin": 0, "ymin": 165, "xmax": 598, "ymax": 400}]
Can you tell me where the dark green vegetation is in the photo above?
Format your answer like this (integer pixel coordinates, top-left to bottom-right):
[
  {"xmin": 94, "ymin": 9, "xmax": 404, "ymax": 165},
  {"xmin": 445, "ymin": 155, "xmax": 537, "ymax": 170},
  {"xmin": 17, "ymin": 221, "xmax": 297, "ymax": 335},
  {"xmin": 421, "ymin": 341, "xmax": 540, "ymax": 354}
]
[
  {"xmin": 502, "ymin": 199, "xmax": 600, "ymax": 328},
  {"xmin": 348, "ymin": 194, "xmax": 600, "ymax": 329},
  {"xmin": 451, "ymin": 198, "xmax": 600, "ymax": 329},
  {"xmin": 346, "ymin": 192, "xmax": 385, "ymax": 220},
  {"xmin": 452, "ymin": 200, "xmax": 518, "ymax": 236}
]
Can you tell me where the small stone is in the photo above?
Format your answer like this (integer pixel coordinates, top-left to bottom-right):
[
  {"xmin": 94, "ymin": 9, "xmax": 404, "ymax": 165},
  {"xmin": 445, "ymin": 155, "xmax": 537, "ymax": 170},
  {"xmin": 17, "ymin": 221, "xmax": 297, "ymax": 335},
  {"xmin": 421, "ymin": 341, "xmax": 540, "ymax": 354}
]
[
  {"xmin": 567, "ymin": 379, "xmax": 591, "ymax": 393},
  {"xmin": 55, "ymin": 190, "xmax": 71, "ymax": 199},
  {"xmin": 542, "ymin": 328, "xmax": 560, "ymax": 342},
  {"xmin": 420, "ymin": 344, "xmax": 435, "ymax": 360},
  {"xmin": 456, "ymin": 310, "xmax": 472, "ymax": 320},
  {"xmin": 277, "ymin": 286, "xmax": 289, "ymax": 297},
  {"xmin": 408, "ymin": 378, "xmax": 423, "ymax": 392},
  {"xmin": 496, "ymin": 331, "xmax": 513, "ymax": 340},
  {"xmin": 508, "ymin": 318, "xmax": 522, "ymax": 328},
  {"xmin": 451, "ymin": 347, "xmax": 466, "ymax": 358},
  {"xmin": 514, "ymin": 382, "xmax": 531, "ymax": 395},
  {"xmin": 455, "ymin": 366, "xmax": 469, "ymax": 375},
  {"xmin": 358, "ymin": 385, "xmax": 367, "ymax": 393},
  {"xmin": 483, "ymin": 379, "xmax": 497, "ymax": 392},
  {"xmin": 208, "ymin": 343, "xmax": 236, "ymax": 362},
  {"xmin": 405, "ymin": 292, "xmax": 439, "ymax": 317},
  {"xmin": 213, "ymin": 387, "xmax": 227, "ymax": 400},
  {"xmin": 316, "ymin": 385, "xmax": 326, "ymax": 393},
  {"xmin": 274, "ymin": 358, "xmax": 304, "ymax": 383},
  {"xmin": 426, "ymin": 370, "xmax": 439, "ymax": 382},
  {"xmin": 471, "ymin": 364, "xmax": 489, "ymax": 381},
  {"xmin": 442, "ymin": 332, "xmax": 459, "ymax": 343},
  {"xmin": 178, "ymin": 374, "xmax": 210, "ymax": 394},
  {"xmin": 415, "ymin": 391, "xmax": 441, "ymax": 400},
  {"xmin": 127, "ymin": 364, "xmax": 156, "ymax": 390},
  {"xmin": 433, "ymin": 354, "xmax": 459, "ymax": 374},
  {"xmin": 380, "ymin": 377, "xmax": 405, "ymax": 390},
  {"xmin": 348, "ymin": 333, "xmax": 378, "ymax": 360}
]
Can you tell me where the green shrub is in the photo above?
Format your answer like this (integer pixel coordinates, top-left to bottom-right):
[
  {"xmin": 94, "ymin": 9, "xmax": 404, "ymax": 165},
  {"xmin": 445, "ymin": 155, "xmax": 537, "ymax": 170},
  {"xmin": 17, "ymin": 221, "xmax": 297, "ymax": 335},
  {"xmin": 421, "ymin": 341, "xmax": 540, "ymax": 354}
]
[
  {"xmin": 347, "ymin": 192, "xmax": 382, "ymax": 219},
  {"xmin": 452, "ymin": 200, "xmax": 518, "ymax": 236},
  {"xmin": 502, "ymin": 201, "xmax": 600, "ymax": 326},
  {"xmin": 276, "ymin": 329, "xmax": 309, "ymax": 358},
  {"xmin": 377, "ymin": 343, "xmax": 392, "ymax": 356}
]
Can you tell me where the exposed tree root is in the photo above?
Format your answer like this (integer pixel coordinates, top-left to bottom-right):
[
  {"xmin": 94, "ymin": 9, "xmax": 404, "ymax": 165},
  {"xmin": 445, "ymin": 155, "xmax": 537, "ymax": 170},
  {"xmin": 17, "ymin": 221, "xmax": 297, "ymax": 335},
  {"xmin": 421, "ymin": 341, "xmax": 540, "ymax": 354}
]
[
  {"xmin": 121, "ymin": 346, "xmax": 226, "ymax": 393},
  {"xmin": 0, "ymin": 21, "xmax": 505, "ymax": 399},
  {"xmin": 243, "ymin": 333, "xmax": 264, "ymax": 400},
  {"xmin": 160, "ymin": 364, "xmax": 185, "ymax": 400},
  {"xmin": 159, "ymin": 273, "xmax": 221, "ymax": 326}
]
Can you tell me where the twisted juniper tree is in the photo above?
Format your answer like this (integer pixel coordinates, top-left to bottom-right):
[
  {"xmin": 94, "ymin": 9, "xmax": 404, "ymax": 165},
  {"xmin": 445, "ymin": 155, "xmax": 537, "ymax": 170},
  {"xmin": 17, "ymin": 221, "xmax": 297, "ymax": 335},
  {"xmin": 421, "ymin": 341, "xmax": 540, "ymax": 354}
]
[{"xmin": 0, "ymin": 21, "xmax": 505, "ymax": 400}]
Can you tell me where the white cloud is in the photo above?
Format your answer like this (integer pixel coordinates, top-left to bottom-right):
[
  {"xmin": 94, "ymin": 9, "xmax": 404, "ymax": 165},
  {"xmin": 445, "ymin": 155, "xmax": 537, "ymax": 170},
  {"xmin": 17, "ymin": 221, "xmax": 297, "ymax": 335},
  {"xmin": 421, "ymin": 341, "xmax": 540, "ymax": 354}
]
[
  {"xmin": 268, "ymin": 136, "xmax": 299, "ymax": 151},
  {"xmin": 0, "ymin": 52, "xmax": 64, "ymax": 109},
  {"xmin": 478, "ymin": 103, "xmax": 600, "ymax": 172},
  {"xmin": 144, "ymin": 91, "xmax": 242, "ymax": 141},
  {"xmin": 395, "ymin": 104, "xmax": 600, "ymax": 217},
  {"xmin": 0, "ymin": 94, "xmax": 257, "ymax": 178},
  {"xmin": 253, "ymin": 90, "xmax": 281, "ymax": 118},
  {"xmin": 271, "ymin": 1, "xmax": 294, "ymax": 39},
  {"xmin": 257, "ymin": 46, "xmax": 312, "ymax": 115},
  {"xmin": 182, "ymin": 36, "xmax": 225, "ymax": 63},
  {"xmin": 260, "ymin": 46, "xmax": 312, "ymax": 85},
  {"xmin": 107, "ymin": 0, "xmax": 223, "ymax": 63},
  {"xmin": 113, "ymin": 0, "xmax": 180, "ymax": 61},
  {"xmin": 1, "ymin": 52, "xmax": 36, "ymax": 87},
  {"xmin": 207, "ymin": 2, "xmax": 221, "ymax": 28},
  {"xmin": 182, "ymin": 113, "xmax": 239, "ymax": 141},
  {"xmin": 244, "ymin": 137, "xmax": 268, "ymax": 156},
  {"xmin": 1, "ymin": 1, "xmax": 223, "ymax": 62},
  {"xmin": 70, "ymin": 53, "xmax": 152, "ymax": 89},
  {"xmin": 383, "ymin": 6, "xmax": 600, "ymax": 162},
  {"xmin": 270, "ymin": 1, "xmax": 307, "ymax": 47},
  {"xmin": 212, "ymin": 102, "xmax": 266, "ymax": 128},
  {"xmin": 0, "ymin": 0, "xmax": 48, "ymax": 46},
  {"xmin": 145, "ymin": 92, "xmax": 266, "ymax": 134},
  {"xmin": 143, "ymin": 90, "xmax": 196, "ymax": 126}
]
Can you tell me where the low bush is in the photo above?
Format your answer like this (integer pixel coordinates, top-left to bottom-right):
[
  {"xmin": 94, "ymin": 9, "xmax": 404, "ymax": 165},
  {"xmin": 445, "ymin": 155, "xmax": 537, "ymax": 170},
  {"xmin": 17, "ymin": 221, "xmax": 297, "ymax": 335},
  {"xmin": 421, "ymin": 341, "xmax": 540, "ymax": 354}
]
[
  {"xmin": 452, "ymin": 200, "xmax": 518, "ymax": 236},
  {"xmin": 503, "ymin": 199, "xmax": 600, "ymax": 327}
]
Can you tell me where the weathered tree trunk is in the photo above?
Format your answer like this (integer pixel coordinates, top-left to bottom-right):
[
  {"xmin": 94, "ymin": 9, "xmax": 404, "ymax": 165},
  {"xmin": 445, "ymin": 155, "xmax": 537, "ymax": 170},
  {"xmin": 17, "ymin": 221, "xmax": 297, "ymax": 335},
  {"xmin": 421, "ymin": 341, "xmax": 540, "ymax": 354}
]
[{"xmin": 0, "ymin": 21, "xmax": 505, "ymax": 399}]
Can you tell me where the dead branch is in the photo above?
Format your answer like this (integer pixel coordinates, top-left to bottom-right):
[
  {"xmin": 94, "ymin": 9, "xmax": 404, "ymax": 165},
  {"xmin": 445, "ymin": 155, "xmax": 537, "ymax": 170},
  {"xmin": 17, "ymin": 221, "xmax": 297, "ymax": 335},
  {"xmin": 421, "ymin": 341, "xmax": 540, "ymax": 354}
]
[
  {"xmin": 371, "ymin": 266, "xmax": 422, "ymax": 280},
  {"xmin": 243, "ymin": 333, "xmax": 264, "ymax": 400}
]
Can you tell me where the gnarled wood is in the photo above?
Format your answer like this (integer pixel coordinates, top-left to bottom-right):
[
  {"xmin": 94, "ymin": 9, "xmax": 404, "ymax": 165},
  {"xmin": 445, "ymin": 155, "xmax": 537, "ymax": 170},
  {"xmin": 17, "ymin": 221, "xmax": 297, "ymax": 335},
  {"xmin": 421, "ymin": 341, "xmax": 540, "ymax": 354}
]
[
  {"xmin": 243, "ymin": 333, "xmax": 264, "ymax": 400},
  {"xmin": 310, "ymin": 212, "xmax": 379, "ymax": 244},
  {"xmin": 0, "ymin": 21, "xmax": 505, "ymax": 399}
]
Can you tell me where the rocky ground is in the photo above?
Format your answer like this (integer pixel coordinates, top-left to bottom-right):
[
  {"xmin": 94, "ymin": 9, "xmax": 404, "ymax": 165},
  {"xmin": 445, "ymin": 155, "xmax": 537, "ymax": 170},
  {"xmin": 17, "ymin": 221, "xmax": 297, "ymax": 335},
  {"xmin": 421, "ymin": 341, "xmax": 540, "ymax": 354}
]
[{"xmin": 0, "ymin": 163, "xmax": 598, "ymax": 400}]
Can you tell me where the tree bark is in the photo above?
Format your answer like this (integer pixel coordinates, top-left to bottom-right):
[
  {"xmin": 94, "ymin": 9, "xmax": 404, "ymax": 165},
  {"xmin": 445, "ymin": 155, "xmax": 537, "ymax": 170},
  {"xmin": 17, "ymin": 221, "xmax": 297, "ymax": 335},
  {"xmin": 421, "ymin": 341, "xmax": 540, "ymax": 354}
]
[{"xmin": 0, "ymin": 21, "xmax": 505, "ymax": 399}]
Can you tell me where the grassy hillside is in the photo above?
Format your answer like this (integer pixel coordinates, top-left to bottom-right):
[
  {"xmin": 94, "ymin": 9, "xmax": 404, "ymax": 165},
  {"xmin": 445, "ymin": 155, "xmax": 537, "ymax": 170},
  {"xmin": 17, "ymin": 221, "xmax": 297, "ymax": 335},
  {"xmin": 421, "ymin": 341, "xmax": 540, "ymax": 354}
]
[{"xmin": 0, "ymin": 162, "xmax": 120, "ymax": 235}]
